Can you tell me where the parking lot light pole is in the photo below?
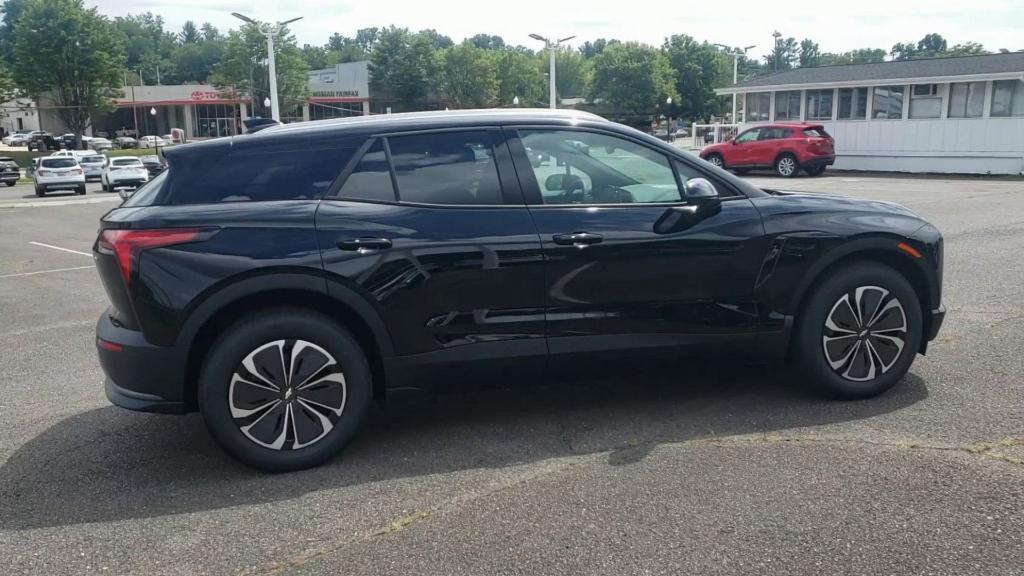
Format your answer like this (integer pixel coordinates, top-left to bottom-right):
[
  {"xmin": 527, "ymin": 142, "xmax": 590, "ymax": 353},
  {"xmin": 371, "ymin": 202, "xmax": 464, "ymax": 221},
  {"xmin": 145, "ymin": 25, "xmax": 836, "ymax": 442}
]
[
  {"xmin": 231, "ymin": 12, "xmax": 303, "ymax": 122},
  {"xmin": 714, "ymin": 44, "xmax": 756, "ymax": 123},
  {"xmin": 529, "ymin": 33, "xmax": 576, "ymax": 109}
]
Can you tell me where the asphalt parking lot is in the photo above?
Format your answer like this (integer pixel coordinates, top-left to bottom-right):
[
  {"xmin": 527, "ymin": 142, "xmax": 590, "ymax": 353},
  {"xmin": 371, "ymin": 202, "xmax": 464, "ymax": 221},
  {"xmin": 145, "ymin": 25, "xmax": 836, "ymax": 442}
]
[{"xmin": 1, "ymin": 173, "xmax": 1023, "ymax": 575}]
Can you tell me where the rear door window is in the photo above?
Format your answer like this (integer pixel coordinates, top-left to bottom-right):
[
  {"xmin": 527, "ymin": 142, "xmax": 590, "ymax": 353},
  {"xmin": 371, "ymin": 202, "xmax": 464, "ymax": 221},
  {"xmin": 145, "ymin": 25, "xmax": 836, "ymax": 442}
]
[
  {"xmin": 40, "ymin": 158, "xmax": 77, "ymax": 168},
  {"xmin": 803, "ymin": 128, "xmax": 830, "ymax": 138},
  {"xmin": 332, "ymin": 140, "xmax": 396, "ymax": 203},
  {"xmin": 167, "ymin": 141, "xmax": 359, "ymax": 204},
  {"xmin": 387, "ymin": 131, "xmax": 503, "ymax": 205}
]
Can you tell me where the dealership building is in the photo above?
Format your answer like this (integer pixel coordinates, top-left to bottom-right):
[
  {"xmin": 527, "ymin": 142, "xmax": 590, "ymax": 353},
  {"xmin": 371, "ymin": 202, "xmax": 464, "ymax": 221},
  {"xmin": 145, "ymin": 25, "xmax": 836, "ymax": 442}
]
[
  {"xmin": 37, "ymin": 61, "xmax": 371, "ymax": 140},
  {"xmin": 717, "ymin": 52, "xmax": 1024, "ymax": 174}
]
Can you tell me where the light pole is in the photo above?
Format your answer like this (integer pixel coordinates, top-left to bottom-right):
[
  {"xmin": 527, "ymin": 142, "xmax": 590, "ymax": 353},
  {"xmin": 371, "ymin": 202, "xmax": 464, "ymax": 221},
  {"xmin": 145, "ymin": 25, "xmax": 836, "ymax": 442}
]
[
  {"xmin": 150, "ymin": 107, "xmax": 160, "ymax": 156},
  {"xmin": 231, "ymin": 12, "xmax": 303, "ymax": 122},
  {"xmin": 665, "ymin": 96, "xmax": 672, "ymax": 140},
  {"xmin": 529, "ymin": 33, "xmax": 576, "ymax": 109},
  {"xmin": 714, "ymin": 44, "xmax": 756, "ymax": 123}
]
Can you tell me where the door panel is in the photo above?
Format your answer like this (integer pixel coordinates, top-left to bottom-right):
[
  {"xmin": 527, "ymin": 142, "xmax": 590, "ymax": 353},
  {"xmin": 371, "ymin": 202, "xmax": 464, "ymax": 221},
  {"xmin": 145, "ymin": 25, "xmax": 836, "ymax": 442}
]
[
  {"xmin": 509, "ymin": 127, "xmax": 767, "ymax": 359},
  {"xmin": 730, "ymin": 128, "xmax": 760, "ymax": 166}
]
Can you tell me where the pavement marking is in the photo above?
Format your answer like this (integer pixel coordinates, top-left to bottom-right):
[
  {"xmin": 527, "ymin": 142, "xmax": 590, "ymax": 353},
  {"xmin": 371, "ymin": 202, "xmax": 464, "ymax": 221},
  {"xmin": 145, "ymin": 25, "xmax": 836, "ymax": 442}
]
[
  {"xmin": 0, "ymin": 196, "xmax": 120, "ymax": 209},
  {"xmin": 28, "ymin": 241, "xmax": 93, "ymax": 257},
  {"xmin": 0, "ymin": 265, "xmax": 95, "ymax": 279}
]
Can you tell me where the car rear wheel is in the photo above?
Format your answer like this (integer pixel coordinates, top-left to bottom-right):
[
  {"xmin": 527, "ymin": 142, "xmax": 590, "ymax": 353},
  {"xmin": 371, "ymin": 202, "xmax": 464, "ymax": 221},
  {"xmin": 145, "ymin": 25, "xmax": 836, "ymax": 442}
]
[
  {"xmin": 76, "ymin": 185, "xmax": 86, "ymax": 195},
  {"xmin": 198, "ymin": 308, "xmax": 372, "ymax": 471},
  {"xmin": 793, "ymin": 262, "xmax": 922, "ymax": 399},
  {"xmin": 805, "ymin": 165, "xmax": 826, "ymax": 176},
  {"xmin": 34, "ymin": 185, "xmax": 44, "ymax": 197},
  {"xmin": 705, "ymin": 154, "xmax": 724, "ymax": 169},
  {"xmin": 775, "ymin": 154, "xmax": 799, "ymax": 177}
]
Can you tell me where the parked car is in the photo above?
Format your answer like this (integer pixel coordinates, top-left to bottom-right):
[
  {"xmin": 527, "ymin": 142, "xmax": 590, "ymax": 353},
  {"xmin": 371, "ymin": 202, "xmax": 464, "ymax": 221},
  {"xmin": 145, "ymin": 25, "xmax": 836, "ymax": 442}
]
[
  {"xmin": 0, "ymin": 155, "xmax": 20, "ymax": 186},
  {"xmin": 138, "ymin": 154, "xmax": 165, "ymax": 176},
  {"xmin": 49, "ymin": 149, "xmax": 94, "ymax": 159},
  {"xmin": 700, "ymin": 123, "xmax": 836, "ymax": 177},
  {"xmin": 93, "ymin": 109, "xmax": 945, "ymax": 471},
  {"xmin": 100, "ymin": 156, "xmax": 148, "ymax": 191},
  {"xmin": 113, "ymin": 136, "xmax": 138, "ymax": 150},
  {"xmin": 161, "ymin": 134, "xmax": 176, "ymax": 145},
  {"xmin": 3, "ymin": 130, "xmax": 32, "ymax": 146},
  {"xmin": 90, "ymin": 137, "xmax": 113, "ymax": 152},
  {"xmin": 79, "ymin": 154, "xmax": 108, "ymax": 180},
  {"xmin": 672, "ymin": 127, "xmax": 690, "ymax": 139},
  {"xmin": 137, "ymin": 135, "xmax": 169, "ymax": 149},
  {"xmin": 26, "ymin": 131, "xmax": 58, "ymax": 152},
  {"xmin": 33, "ymin": 156, "xmax": 85, "ymax": 196}
]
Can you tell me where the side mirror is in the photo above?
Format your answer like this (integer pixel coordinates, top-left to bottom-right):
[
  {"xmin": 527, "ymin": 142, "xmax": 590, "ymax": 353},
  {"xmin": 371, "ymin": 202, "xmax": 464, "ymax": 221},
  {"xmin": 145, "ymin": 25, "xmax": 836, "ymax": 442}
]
[
  {"xmin": 731, "ymin": 139, "xmax": 738, "ymax": 145},
  {"xmin": 654, "ymin": 178, "xmax": 721, "ymax": 235}
]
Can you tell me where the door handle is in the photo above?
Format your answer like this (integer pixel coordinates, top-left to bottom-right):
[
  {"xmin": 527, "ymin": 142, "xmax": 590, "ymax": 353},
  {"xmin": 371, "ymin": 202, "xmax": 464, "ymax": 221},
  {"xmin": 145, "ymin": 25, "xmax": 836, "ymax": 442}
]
[
  {"xmin": 337, "ymin": 237, "xmax": 393, "ymax": 253},
  {"xmin": 552, "ymin": 232, "xmax": 603, "ymax": 247}
]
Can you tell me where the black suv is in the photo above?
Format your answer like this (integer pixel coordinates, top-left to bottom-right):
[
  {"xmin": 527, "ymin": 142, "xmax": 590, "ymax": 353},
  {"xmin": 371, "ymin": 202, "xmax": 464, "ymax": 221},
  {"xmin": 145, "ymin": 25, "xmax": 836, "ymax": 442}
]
[{"xmin": 94, "ymin": 109, "xmax": 944, "ymax": 470}]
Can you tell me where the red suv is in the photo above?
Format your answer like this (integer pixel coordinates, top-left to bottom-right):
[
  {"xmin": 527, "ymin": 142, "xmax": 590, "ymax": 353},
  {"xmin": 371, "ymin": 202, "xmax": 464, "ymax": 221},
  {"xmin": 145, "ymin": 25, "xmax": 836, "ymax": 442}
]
[{"xmin": 699, "ymin": 123, "xmax": 835, "ymax": 177}]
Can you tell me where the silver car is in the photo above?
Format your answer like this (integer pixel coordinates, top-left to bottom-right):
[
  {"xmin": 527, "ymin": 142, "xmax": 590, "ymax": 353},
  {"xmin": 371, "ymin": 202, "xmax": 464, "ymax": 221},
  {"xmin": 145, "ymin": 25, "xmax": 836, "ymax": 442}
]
[{"xmin": 79, "ymin": 154, "xmax": 107, "ymax": 180}]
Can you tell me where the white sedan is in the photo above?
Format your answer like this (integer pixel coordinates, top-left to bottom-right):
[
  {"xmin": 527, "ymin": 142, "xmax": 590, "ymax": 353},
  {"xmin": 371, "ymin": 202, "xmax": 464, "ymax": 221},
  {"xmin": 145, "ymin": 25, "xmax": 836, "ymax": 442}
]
[
  {"xmin": 101, "ymin": 156, "xmax": 149, "ymax": 192},
  {"xmin": 137, "ymin": 135, "xmax": 169, "ymax": 149}
]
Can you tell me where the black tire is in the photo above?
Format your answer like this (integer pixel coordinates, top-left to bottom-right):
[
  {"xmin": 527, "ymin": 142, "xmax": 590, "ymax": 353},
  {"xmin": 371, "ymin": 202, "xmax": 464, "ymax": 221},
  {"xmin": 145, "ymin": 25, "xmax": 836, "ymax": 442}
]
[
  {"xmin": 34, "ymin": 185, "xmax": 44, "ymax": 197},
  {"xmin": 704, "ymin": 153, "xmax": 725, "ymax": 169},
  {"xmin": 793, "ymin": 262, "xmax": 922, "ymax": 399},
  {"xmin": 76, "ymin": 185, "xmax": 86, "ymax": 195},
  {"xmin": 198, "ymin": 308, "xmax": 372, "ymax": 471},
  {"xmin": 805, "ymin": 165, "xmax": 826, "ymax": 176},
  {"xmin": 775, "ymin": 153, "xmax": 799, "ymax": 178},
  {"xmin": 101, "ymin": 180, "xmax": 109, "ymax": 192},
  {"xmin": 4, "ymin": 181, "xmax": 15, "ymax": 187}
]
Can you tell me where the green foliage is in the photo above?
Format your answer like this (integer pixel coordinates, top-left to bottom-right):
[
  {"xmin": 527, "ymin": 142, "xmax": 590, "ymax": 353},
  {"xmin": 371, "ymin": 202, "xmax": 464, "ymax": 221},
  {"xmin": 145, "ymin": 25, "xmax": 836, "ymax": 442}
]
[
  {"xmin": 589, "ymin": 42, "xmax": 676, "ymax": 115},
  {"xmin": 764, "ymin": 36, "xmax": 799, "ymax": 71},
  {"xmin": 0, "ymin": 0, "xmax": 29, "ymax": 62},
  {"xmin": 662, "ymin": 35, "xmax": 730, "ymax": 122},
  {"xmin": 798, "ymin": 39, "xmax": 821, "ymax": 68},
  {"xmin": 438, "ymin": 42, "xmax": 497, "ymax": 108},
  {"xmin": 419, "ymin": 29, "xmax": 453, "ymax": 50},
  {"xmin": 179, "ymin": 21, "xmax": 200, "ymax": 45},
  {"xmin": 551, "ymin": 47, "xmax": 591, "ymax": 98},
  {"xmin": 469, "ymin": 34, "xmax": 505, "ymax": 50},
  {"xmin": 210, "ymin": 22, "xmax": 309, "ymax": 117},
  {"xmin": 893, "ymin": 33, "xmax": 988, "ymax": 61},
  {"xmin": 495, "ymin": 48, "xmax": 545, "ymax": 106},
  {"xmin": 368, "ymin": 26, "xmax": 439, "ymax": 110},
  {"xmin": 13, "ymin": 0, "xmax": 125, "ymax": 134},
  {"xmin": 823, "ymin": 48, "xmax": 888, "ymax": 65},
  {"xmin": 946, "ymin": 42, "xmax": 988, "ymax": 57},
  {"xmin": 579, "ymin": 38, "xmax": 618, "ymax": 59}
]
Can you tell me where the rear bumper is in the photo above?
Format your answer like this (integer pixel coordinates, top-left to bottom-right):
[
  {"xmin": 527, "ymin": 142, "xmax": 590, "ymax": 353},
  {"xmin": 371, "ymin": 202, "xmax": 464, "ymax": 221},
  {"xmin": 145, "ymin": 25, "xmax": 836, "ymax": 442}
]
[
  {"xmin": 36, "ymin": 179, "xmax": 84, "ymax": 189},
  {"xmin": 96, "ymin": 312, "xmax": 191, "ymax": 414},
  {"xmin": 802, "ymin": 155, "xmax": 835, "ymax": 169}
]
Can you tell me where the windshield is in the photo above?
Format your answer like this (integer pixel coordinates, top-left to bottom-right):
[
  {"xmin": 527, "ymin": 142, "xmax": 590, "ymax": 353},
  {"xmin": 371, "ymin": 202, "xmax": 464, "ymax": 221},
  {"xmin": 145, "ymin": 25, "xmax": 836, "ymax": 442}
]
[
  {"xmin": 82, "ymin": 155, "xmax": 105, "ymax": 163},
  {"xmin": 40, "ymin": 158, "xmax": 77, "ymax": 168}
]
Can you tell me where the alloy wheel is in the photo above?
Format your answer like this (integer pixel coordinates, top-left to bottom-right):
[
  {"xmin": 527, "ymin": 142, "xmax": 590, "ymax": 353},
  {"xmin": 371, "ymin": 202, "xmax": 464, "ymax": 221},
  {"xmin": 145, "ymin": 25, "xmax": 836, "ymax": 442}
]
[
  {"xmin": 777, "ymin": 156, "xmax": 796, "ymax": 176},
  {"xmin": 229, "ymin": 339, "xmax": 347, "ymax": 450},
  {"xmin": 708, "ymin": 155, "xmax": 723, "ymax": 168},
  {"xmin": 822, "ymin": 286, "xmax": 908, "ymax": 382}
]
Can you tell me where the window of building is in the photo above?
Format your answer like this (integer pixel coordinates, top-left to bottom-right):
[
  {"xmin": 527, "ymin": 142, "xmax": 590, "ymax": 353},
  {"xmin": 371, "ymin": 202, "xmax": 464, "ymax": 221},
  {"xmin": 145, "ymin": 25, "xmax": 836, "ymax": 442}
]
[
  {"xmin": 745, "ymin": 92, "xmax": 771, "ymax": 122},
  {"xmin": 991, "ymin": 79, "xmax": 1024, "ymax": 117},
  {"xmin": 518, "ymin": 129, "xmax": 682, "ymax": 205},
  {"xmin": 805, "ymin": 89, "xmax": 834, "ymax": 120},
  {"xmin": 909, "ymin": 84, "xmax": 941, "ymax": 119},
  {"xmin": 310, "ymin": 102, "xmax": 364, "ymax": 120},
  {"xmin": 838, "ymin": 88, "xmax": 868, "ymax": 120},
  {"xmin": 774, "ymin": 91, "xmax": 802, "ymax": 120},
  {"xmin": 192, "ymin": 104, "xmax": 241, "ymax": 138},
  {"xmin": 948, "ymin": 82, "xmax": 985, "ymax": 118},
  {"xmin": 168, "ymin": 142, "xmax": 359, "ymax": 204},
  {"xmin": 387, "ymin": 131, "xmax": 503, "ymax": 205},
  {"xmin": 333, "ymin": 140, "xmax": 395, "ymax": 203},
  {"xmin": 871, "ymin": 86, "xmax": 905, "ymax": 119},
  {"xmin": 280, "ymin": 104, "xmax": 304, "ymax": 124}
]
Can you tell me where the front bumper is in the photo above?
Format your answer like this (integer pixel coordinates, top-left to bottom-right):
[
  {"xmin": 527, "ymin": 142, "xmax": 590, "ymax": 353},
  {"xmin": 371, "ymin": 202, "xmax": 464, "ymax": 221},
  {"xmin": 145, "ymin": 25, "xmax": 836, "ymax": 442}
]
[
  {"xmin": 96, "ymin": 312, "xmax": 190, "ymax": 414},
  {"xmin": 927, "ymin": 304, "xmax": 946, "ymax": 342}
]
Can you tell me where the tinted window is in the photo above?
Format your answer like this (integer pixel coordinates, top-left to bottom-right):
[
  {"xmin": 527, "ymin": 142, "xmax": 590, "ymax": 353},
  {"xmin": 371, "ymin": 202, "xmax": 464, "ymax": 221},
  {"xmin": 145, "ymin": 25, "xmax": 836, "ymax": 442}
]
[
  {"xmin": 168, "ymin": 142, "xmax": 357, "ymax": 204},
  {"xmin": 121, "ymin": 171, "xmax": 167, "ymax": 207},
  {"xmin": 113, "ymin": 158, "xmax": 142, "ymax": 166},
  {"xmin": 387, "ymin": 131, "xmax": 502, "ymax": 205},
  {"xmin": 40, "ymin": 158, "xmax": 77, "ymax": 168},
  {"xmin": 519, "ymin": 129, "xmax": 681, "ymax": 205},
  {"xmin": 82, "ymin": 155, "xmax": 105, "ymax": 163},
  {"xmin": 802, "ymin": 128, "xmax": 829, "ymax": 138},
  {"xmin": 759, "ymin": 128, "xmax": 790, "ymax": 140},
  {"xmin": 333, "ymin": 140, "xmax": 395, "ymax": 202}
]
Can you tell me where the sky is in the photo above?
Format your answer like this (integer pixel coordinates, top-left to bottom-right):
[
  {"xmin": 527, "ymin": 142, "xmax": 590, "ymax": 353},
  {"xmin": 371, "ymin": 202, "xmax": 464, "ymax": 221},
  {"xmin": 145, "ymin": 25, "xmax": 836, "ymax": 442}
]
[{"xmin": 93, "ymin": 0, "xmax": 1024, "ymax": 57}]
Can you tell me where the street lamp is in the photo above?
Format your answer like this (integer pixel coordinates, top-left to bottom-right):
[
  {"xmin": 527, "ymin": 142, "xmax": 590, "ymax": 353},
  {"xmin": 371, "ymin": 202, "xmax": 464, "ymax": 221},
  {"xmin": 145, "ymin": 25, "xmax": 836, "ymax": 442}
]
[
  {"xmin": 714, "ymin": 44, "xmax": 756, "ymax": 123},
  {"xmin": 150, "ymin": 107, "xmax": 160, "ymax": 156},
  {"xmin": 665, "ymin": 96, "xmax": 673, "ymax": 140},
  {"xmin": 529, "ymin": 33, "xmax": 576, "ymax": 109},
  {"xmin": 512, "ymin": 95, "xmax": 520, "ymax": 106},
  {"xmin": 231, "ymin": 12, "xmax": 303, "ymax": 122}
]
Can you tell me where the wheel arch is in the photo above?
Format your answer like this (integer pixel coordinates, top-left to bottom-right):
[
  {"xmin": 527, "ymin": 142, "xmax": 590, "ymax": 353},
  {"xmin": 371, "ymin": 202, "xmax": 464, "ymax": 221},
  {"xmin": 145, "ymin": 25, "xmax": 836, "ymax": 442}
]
[
  {"xmin": 773, "ymin": 149, "xmax": 800, "ymax": 166},
  {"xmin": 787, "ymin": 244, "xmax": 935, "ymax": 355},
  {"xmin": 179, "ymin": 273, "xmax": 393, "ymax": 410}
]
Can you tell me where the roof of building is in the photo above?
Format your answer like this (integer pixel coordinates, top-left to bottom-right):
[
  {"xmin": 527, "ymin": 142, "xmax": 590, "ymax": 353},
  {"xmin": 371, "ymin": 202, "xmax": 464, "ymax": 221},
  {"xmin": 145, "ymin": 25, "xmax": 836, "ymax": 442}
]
[{"xmin": 723, "ymin": 51, "xmax": 1024, "ymax": 92}]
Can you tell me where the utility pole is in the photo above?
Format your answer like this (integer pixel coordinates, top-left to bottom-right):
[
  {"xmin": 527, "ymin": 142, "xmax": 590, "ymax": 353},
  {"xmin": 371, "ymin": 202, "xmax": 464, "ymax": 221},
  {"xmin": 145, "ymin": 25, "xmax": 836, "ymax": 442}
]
[
  {"xmin": 714, "ymin": 44, "xmax": 756, "ymax": 123},
  {"xmin": 231, "ymin": 12, "xmax": 304, "ymax": 122},
  {"xmin": 529, "ymin": 33, "xmax": 576, "ymax": 109}
]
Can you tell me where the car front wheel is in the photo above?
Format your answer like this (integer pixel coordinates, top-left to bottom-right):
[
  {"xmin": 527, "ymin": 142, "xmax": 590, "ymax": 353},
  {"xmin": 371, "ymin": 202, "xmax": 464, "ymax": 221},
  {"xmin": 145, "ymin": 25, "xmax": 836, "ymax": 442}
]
[
  {"xmin": 198, "ymin": 308, "xmax": 372, "ymax": 471},
  {"xmin": 775, "ymin": 154, "xmax": 799, "ymax": 177},
  {"xmin": 793, "ymin": 262, "xmax": 922, "ymax": 399}
]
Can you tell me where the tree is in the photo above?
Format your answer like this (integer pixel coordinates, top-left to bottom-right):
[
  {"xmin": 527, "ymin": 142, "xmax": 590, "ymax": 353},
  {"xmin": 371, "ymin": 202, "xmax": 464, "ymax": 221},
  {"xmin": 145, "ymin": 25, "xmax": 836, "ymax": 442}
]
[
  {"xmin": 764, "ymin": 36, "xmax": 799, "ymax": 71},
  {"xmin": 916, "ymin": 33, "xmax": 947, "ymax": 57},
  {"xmin": 211, "ymin": 22, "xmax": 309, "ymax": 118},
  {"xmin": 172, "ymin": 25, "xmax": 224, "ymax": 83},
  {"xmin": 469, "ymin": 34, "xmax": 505, "ymax": 50},
  {"xmin": 947, "ymin": 42, "xmax": 988, "ymax": 57},
  {"xmin": 0, "ymin": 0, "xmax": 29, "ymax": 62},
  {"xmin": 13, "ymin": 0, "xmax": 125, "ymax": 137},
  {"xmin": 495, "ymin": 48, "xmax": 545, "ymax": 106},
  {"xmin": 419, "ymin": 28, "xmax": 453, "ymax": 50},
  {"xmin": 200, "ymin": 23, "xmax": 220, "ymax": 42},
  {"xmin": 368, "ymin": 26, "xmax": 439, "ymax": 110},
  {"xmin": 579, "ymin": 38, "xmax": 617, "ymax": 58},
  {"xmin": 551, "ymin": 47, "xmax": 591, "ymax": 98},
  {"xmin": 589, "ymin": 42, "xmax": 676, "ymax": 115},
  {"xmin": 438, "ymin": 42, "xmax": 497, "ymax": 108},
  {"xmin": 890, "ymin": 42, "xmax": 916, "ymax": 61},
  {"xmin": 301, "ymin": 44, "xmax": 329, "ymax": 70},
  {"xmin": 798, "ymin": 39, "xmax": 821, "ymax": 68},
  {"xmin": 827, "ymin": 48, "xmax": 887, "ymax": 65},
  {"xmin": 179, "ymin": 21, "xmax": 200, "ymax": 44},
  {"xmin": 662, "ymin": 35, "xmax": 730, "ymax": 121}
]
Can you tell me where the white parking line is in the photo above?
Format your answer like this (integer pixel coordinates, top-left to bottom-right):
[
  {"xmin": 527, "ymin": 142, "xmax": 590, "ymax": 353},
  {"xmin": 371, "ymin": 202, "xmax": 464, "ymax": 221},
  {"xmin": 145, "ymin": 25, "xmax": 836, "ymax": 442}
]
[
  {"xmin": 0, "ymin": 265, "xmax": 95, "ymax": 279},
  {"xmin": 28, "ymin": 241, "xmax": 93, "ymax": 257},
  {"xmin": 0, "ymin": 196, "xmax": 120, "ymax": 209}
]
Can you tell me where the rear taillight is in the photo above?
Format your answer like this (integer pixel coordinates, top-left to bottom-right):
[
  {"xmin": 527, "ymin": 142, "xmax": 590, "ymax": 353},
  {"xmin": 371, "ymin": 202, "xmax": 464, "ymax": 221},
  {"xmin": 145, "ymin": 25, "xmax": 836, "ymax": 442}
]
[
  {"xmin": 70, "ymin": 168, "xmax": 82, "ymax": 175},
  {"xmin": 97, "ymin": 228, "xmax": 210, "ymax": 288},
  {"xmin": 37, "ymin": 169, "xmax": 51, "ymax": 176}
]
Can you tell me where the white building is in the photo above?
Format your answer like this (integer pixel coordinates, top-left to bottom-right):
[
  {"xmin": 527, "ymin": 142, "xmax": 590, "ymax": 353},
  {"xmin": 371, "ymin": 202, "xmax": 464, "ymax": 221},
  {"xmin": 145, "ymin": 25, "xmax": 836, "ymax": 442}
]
[
  {"xmin": 717, "ymin": 52, "xmax": 1024, "ymax": 174},
  {"xmin": 1, "ymin": 98, "xmax": 41, "ymax": 135}
]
